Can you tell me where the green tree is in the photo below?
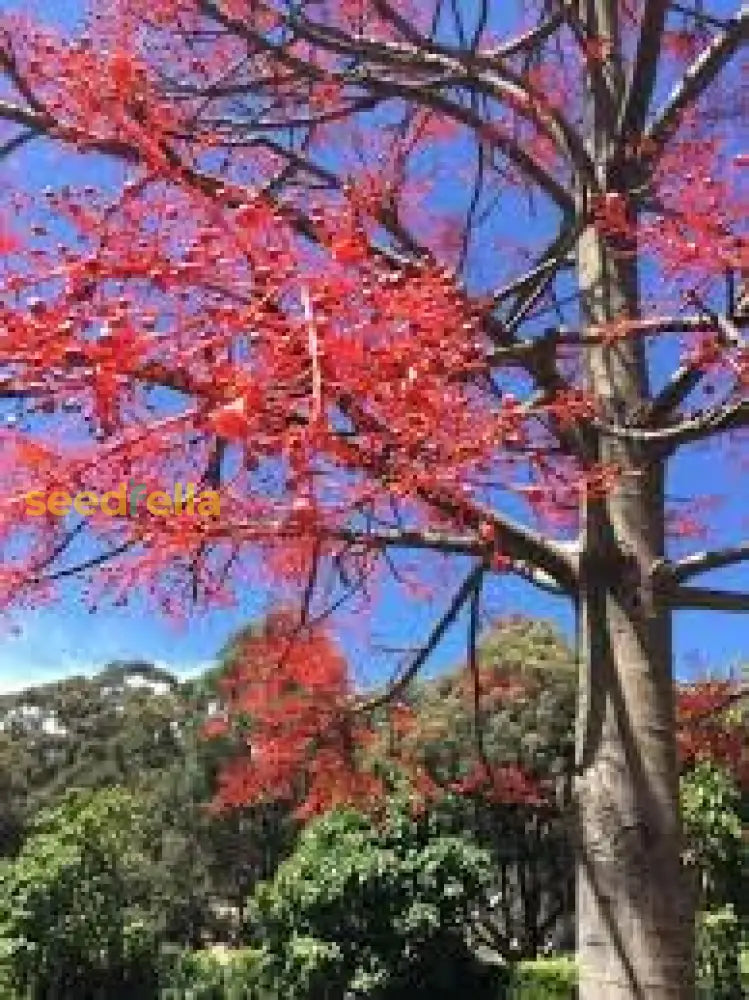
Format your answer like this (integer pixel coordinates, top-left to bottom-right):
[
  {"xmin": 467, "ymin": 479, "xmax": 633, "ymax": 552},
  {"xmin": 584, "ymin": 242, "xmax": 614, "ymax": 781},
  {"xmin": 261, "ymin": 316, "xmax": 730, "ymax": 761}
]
[
  {"xmin": 407, "ymin": 618, "xmax": 577, "ymax": 958},
  {"xmin": 680, "ymin": 761, "xmax": 748, "ymax": 917},
  {"xmin": 0, "ymin": 663, "xmax": 186, "ymax": 855},
  {"xmin": 0, "ymin": 787, "xmax": 163, "ymax": 1000},
  {"xmin": 0, "ymin": 656, "xmax": 299, "ymax": 951}
]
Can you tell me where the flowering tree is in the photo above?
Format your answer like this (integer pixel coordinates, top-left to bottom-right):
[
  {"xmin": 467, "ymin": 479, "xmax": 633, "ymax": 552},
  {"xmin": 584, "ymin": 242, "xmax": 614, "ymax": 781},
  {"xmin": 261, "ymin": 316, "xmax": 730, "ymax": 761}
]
[
  {"xmin": 677, "ymin": 679, "xmax": 748, "ymax": 788},
  {"xmin": 0, "ymin": 2, "xmax": 747, "ymax": 997}
]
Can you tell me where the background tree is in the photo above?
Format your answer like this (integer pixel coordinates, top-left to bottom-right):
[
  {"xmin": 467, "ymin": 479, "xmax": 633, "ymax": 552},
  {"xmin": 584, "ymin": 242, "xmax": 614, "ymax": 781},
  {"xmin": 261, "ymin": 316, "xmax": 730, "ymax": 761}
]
[
  {"xmin": 0, "ymin": 787, "xmax": 164, "ymax": 1000},
  {"xmin": 403, "ymin": 617, "xmax": 577, "ymax": 959},
  {"xmin": 0, "ymin": 658, "xmax": 297, "ymax": 948},
  {"xmin": 676, "ymin": 677, "xmax": 749, "ymax": 789},
  {"xmin": 680, "ymin": 760, "xmax": 747, "ymax": 917},
  {"xmin": 0, "ymin": 662, "xmax": 187, "ymax": 856},
  {"xmin": 0, "ymin": 3, "xmax": 747, "ymax": 997}
]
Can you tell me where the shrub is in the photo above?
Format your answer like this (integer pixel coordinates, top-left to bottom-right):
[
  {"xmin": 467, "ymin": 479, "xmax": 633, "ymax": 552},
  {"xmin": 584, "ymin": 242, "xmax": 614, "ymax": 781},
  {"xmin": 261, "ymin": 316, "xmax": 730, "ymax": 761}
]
[
  {"xmin": 696, "ymin": 906, "xmax": 744, "ymax": 1000},
  {"xmin": 247, "ymin": 803, "xmax": 498, "ymax": 998},
  {"xmin": 507, "ymin": 957, "xmax": 577, "ymax": 998},
  {"xmin": 159, "ymin": 947, "xmax": 262, "ymax": 999},
  {"xmin": 681, "ymin": 762, "xmax": 747, "ymax": 914}
]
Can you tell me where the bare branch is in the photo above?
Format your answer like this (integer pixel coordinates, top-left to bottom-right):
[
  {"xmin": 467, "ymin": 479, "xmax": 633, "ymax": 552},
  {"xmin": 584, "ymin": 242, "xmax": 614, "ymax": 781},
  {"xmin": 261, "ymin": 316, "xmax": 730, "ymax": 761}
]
[
  {"xmin": 618, "ymin": 1, "xmax": 669, "ymax": 141},
  {"xmin": 0, "ymin": 128, "xmax": 35, "ymax": 159},
  {"xmin": 486, "ymin": 314, "xmax": 735, "ymax": 367},
  {"xmin": 589, "ymin": 399, "xmax": 749, "ymax": 449},
  {"xmin": 0, "ymin": 98, "xmax": 50, "ymax": 133},
  {"xmin": 662, "ymin": 399, "xmax": 749, "ymax": 449},
  {"xmin": 645, "ymin": 4, "xmax": 749, "ymax": 158},
  {"xmin": 354, "ymin": 561, "xmax": 485, "ymax": 711},
  {"xmin": 671, "ymin": 542, "xmax": 749, "ymax": 583},
  {"xmin": 484, "ymin": 13, "xmax": 566, "ymax": 60},
  {"xmin": 327, "ymin": 526, "xmax": 487, "ymax": 556},
  {"xmin": 32, "ymin": 539, "xmax": 136, "ymax": 585},
  {"xmin": 668, "ymin": 585, "xmax": 749, "ymax": 613},
  {"xmin": 509, "ymin": 559, "xmax": 567, "ymax": 596},
  {"xmin": 370, "ymin": 0, "xmax": 427, "ymax": 47},
  {"xmin": 646, "ymin": 362, "xmax": 705, "ymax": 428}
]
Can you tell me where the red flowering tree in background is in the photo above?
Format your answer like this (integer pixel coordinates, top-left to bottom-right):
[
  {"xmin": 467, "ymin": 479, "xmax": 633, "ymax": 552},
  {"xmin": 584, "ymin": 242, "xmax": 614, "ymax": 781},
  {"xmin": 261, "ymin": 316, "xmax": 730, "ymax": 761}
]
[
  {"xmin": 677, "ymin": 679, "xmax": 749, "ymax": 788},
  {"xmin": 209, "ymin": 611, "xmax": 550, "ymax": 821},
  {"xmin": 0, "ymin": 2, "xmax": 747, "ymax": 997}
]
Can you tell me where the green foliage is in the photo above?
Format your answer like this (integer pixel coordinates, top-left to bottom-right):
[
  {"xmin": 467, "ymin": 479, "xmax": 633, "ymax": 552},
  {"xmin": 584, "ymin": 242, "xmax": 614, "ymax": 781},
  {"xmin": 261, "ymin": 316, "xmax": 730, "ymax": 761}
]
[
  {"xmin": 0, "ymin": 787, "xmax": 163, "ymax": 1000},
  {"xmin": 505, "ymin": 957, "xmax": 577, "ymax": 998},
  {"xmin": 695, "ymin": 907, "xmax": 746, "ymax": 1000},
  {"xmin": 0, "ymin": 662, "xmax": 187, "ymax": 856},
  {"xmin": 504, "ymin": 957, "xmax": 577, "ymax": 998},
  {"xmin": 159, "ymin": 947, "xmax": 262, "ymax": 999},
  {"xmin": 0, "ymin": 660, "xmax": 297, "ymax": 949},
  {"xmin": 414, "ymin": 618, "xmax": 576, "ymax": 785},
  {"xmin": 681, "ymin": 761, "xmax": 748, "ymax": 913},
  {"xmin": 410, "ymin": 618, "xmax": 577, "ymax": 956},
  {"xmin": 247, "ymin": 804, "xmax": 498, "ymax": 998}
]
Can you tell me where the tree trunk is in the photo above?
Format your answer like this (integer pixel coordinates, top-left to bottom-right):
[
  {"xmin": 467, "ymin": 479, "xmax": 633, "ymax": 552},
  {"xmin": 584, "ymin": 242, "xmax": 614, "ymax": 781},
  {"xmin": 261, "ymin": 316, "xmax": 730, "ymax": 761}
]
[
  {"xmin": 573, "ymin": 3, "xmax": 695, "ymax": 993},
  {"xmin": 574, "ymin": 172, "xmax": 694, "ymax": 1000}
]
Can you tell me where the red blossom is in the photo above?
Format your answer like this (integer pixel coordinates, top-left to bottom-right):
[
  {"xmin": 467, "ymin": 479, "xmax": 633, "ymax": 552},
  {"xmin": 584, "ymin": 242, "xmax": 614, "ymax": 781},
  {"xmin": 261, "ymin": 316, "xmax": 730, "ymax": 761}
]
[{"xmin": 677, "ymin": 680, "xmax": 748, "ymax": 790}]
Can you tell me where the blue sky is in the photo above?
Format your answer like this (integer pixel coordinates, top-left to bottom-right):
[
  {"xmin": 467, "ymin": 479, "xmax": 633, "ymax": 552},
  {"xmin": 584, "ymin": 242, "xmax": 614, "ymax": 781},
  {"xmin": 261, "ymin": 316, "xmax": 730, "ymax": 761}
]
[{"xmin": 0, "ymin": 0, "xmax": 746, "ymax": 694}]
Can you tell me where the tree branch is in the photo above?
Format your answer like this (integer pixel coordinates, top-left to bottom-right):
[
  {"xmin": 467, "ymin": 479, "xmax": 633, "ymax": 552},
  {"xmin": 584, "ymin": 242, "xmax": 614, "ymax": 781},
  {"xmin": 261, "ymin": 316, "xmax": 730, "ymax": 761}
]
[
  {"xmin": 670, "ymin": 542, "xmax": 749, "ymax": 582},
  {"xmin": 645, "ymin": 361, "xmax": 705, "ymax": 428},
  {"xmin": 668, "ymin": 585, "xmax": 749, "ymax": 613},
  {"xmin": 645, "ymin": 4, "xmax": 749, "ymax": 158},
  {"xmin": 663, "ymin": 399, "xmax": 749, "ymax": 449},
  {"xmin": 618, "ymin": 0, "xmax": 669, "ymax": 141},
  {"xmin": 333, "ymin": 395, "xmax": 578, "ymax": 591},
  {"xmin": 354, "ymin": 561, "xmax": 485, "ymax": 711}
]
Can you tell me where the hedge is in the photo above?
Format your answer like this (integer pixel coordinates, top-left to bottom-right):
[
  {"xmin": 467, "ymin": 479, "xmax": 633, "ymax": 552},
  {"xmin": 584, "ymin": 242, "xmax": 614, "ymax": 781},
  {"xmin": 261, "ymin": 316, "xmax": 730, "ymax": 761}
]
[
  {"xmin": 505, "ymin": 957, "xmax": 577, "ymax": 998},
  {"xmin": 7, "ymin": 916, "xmax": 743, "ymax": 999},
  {"xmin": 158, "ymin": 950, "xmax": 580, "ymax": 999},
  {"xmin": 154, "ymin": 941, "xmax": 749, "ymax": 999}
]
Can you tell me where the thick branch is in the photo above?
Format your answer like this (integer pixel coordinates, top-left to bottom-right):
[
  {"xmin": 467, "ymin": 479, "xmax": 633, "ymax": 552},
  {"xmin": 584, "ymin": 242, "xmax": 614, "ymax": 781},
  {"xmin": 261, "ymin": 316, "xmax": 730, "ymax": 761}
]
[
  {"xmin": 588, "ymin": 398, "xmax": 749, "ymax": 450},
  {"xmin": 334, "ymin": 395, "xmax": 578, "ymax": 591},
  {"xmin": 333, "ymin": 528, "xmax": 567, "ymax": 595},
  {"xmin": 645, "ymin": 362, "xmax": 705, "ymax": 427},
  {"xmin": 662, "ymin": 399, "xmax": 749, "ymax": 449},
  {"xmin": 310, "ymin": 525, "xmax": 487, "ymax": 557}
]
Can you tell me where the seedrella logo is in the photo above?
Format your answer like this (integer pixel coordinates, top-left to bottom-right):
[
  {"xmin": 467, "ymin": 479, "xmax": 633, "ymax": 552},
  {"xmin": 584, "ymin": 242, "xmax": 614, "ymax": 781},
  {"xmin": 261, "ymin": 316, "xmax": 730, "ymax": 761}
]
[{"xmin": 24, "ymin": 481, "xmax": 221, "ymax": 518}]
